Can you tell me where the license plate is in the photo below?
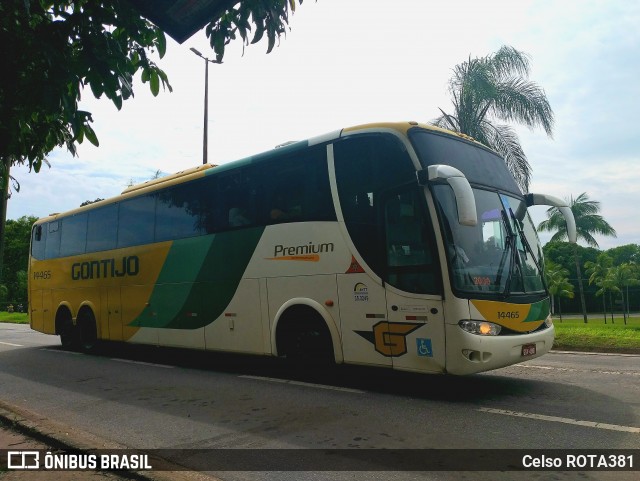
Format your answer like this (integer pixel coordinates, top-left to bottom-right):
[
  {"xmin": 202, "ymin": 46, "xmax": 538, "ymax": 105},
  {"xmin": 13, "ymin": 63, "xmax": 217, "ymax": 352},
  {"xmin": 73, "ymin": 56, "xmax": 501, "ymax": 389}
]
[{"xmin": 522, "ymin": 343, "xmax": 536, "ymax": 357}]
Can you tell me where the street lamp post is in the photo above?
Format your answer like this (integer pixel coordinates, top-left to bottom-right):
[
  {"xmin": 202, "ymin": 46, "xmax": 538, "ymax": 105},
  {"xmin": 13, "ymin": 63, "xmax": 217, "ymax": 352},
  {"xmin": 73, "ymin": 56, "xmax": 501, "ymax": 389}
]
[{"xmin": 190, "ymin": 48, "xmax": 221, "ymax": 165}]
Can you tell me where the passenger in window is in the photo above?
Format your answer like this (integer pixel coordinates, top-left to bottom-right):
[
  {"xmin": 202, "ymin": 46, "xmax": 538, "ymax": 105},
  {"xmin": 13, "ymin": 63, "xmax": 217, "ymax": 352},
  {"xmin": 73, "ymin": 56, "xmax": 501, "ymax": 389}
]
[
  {"xmin": 354, "ymin": 192, "xmax": 374, "ymax": 223},
  {"xmin": 228, "ymin": 207, "xmax": 252, "ymax": 227},
  {"xmin": 270, "ymin": 192, "xmax": 302, "ymax": 222}
]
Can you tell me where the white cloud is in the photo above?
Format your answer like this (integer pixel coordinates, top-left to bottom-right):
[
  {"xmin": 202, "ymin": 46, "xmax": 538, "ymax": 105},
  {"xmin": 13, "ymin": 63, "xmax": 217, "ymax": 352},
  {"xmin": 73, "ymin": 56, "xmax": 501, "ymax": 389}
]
[{"xmin": 7, "ymin": 0, "xmax": 639, "ymax": 250}]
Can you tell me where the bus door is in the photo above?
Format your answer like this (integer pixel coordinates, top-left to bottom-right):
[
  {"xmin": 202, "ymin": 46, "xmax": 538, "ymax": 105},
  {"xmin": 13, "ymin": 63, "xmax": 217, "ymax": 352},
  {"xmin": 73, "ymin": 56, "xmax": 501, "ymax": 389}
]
[
  {"xmin": 382, "ymin": 187, "xmax": 446, "ymax": 373},
  {"xmin": 385, "ymin": 289, "xmax": 445, "ymax": 373},
  {"xmin": 337, "ymin": 273, "xmax": 392, "ymax": 368}
]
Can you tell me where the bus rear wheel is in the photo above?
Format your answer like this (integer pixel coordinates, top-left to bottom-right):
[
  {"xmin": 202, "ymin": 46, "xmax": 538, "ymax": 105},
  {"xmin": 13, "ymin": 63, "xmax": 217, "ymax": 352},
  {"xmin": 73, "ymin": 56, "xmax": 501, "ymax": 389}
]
[
  {"xmin": 77, "ymin": 308, "xmax": 98, "ymax": 352},
  {"xmin": 59, "ymin": 317, "xmax": 78, "ymax": 350},
  {"xmin": 56, "ymin": 307, "xmax": 79, "ymax": 350}
]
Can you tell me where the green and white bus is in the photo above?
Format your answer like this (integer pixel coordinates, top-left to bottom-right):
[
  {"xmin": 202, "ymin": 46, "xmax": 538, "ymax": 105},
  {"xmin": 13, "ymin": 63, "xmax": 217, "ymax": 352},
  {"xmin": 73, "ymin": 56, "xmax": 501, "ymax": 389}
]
[{"xmin": 28, "ymin": 121, "xmax": 576, "ymax": 375}]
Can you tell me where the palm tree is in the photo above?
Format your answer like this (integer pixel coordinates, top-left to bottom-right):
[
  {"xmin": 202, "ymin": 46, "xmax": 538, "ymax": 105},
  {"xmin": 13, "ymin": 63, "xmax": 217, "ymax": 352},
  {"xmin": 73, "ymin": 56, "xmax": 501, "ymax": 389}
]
[
  {"xmin": 538, "ymin": 193, "xmax": 617, "ymax": 323},
  {"xmin": 544, "ymin": 260, "xmax": 574, "ymax": 322},
  {"xmin": 585, "ymin": 253, "xmax": 614, "ymax": 323},
  {"xmin": 432, "ymin": 45, "xmax": 554, "ymax": 191},
  {"xmin": 610, "ymin": 263, "xmax": 639, "ymax": 325}
]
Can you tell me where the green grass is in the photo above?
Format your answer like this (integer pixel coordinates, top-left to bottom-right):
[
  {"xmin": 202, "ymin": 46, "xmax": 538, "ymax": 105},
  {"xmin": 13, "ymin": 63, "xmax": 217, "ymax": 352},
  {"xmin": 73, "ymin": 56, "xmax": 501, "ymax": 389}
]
[
  {"xmin": 553, "ymin": 316, "xmax": 640, "ymax": 353},
  {"xmin": 1, "ymin": 312, "xmax": 639, "ymax": 354},
  {"xmin": 0, "ymin": 312, "xmax": 29, "ymax": 324}
]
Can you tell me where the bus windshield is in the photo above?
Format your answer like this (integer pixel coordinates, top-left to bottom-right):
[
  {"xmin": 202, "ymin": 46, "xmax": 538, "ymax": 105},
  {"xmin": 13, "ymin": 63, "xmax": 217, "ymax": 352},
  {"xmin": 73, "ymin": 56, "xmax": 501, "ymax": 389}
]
[
  {"xmin": 432, "ymin": 186, "xmax": 545, "ymax": 297},
  {"xmin": 410, "ymin": 128, "xmax": 545, "ymax": 298}
]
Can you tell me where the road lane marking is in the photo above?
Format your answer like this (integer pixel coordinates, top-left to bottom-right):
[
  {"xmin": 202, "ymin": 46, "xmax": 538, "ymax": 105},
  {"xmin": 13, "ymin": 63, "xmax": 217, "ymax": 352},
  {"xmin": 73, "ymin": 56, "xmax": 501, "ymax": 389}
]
[
  {"xmin": 41, "ymin": 348, "xmax": 83, "ymax": 355},
  {"xmin": 111, "ymin": 358, "xmax": 174, "ymax": 369},
  {"xmin": 517, "ymin": 364, "xmax": 640, "ymax": 376},
  {"xmin": 478, "ymin": 407, "xmax": 640, "ymax": 434},
  {"xmin": 240, "ymin": 375, "xmax": 365, "ymax": 394},
  {"xmin": 552, "ymin": 350, "xmax": 640, "ymax": 358},
  {"xmin": 0, "ymin": 341, "xmax": 23, "ymax": 347}
]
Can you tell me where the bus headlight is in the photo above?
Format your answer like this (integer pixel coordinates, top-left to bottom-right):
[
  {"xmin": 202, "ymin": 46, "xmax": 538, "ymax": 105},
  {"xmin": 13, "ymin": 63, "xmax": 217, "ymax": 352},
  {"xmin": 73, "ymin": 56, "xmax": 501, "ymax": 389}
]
[
  {"xmin": 459, "ymin": 320, "xmax": 502, "ymax": 336},
  {"xmin": 544, "ymin": 315, "xmax": 553, "ymax": 328}
]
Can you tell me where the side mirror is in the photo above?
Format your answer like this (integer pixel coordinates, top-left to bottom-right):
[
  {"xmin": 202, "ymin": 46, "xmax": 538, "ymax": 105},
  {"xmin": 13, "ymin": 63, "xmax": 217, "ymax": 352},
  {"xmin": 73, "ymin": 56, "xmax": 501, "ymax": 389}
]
[
  {"xmin": 419, "ymin": 165, "xmax": 477, "ymax": 227},
  {"xmin": 525, "ymin": 193, "xmax": 577, "ymax": 243}
]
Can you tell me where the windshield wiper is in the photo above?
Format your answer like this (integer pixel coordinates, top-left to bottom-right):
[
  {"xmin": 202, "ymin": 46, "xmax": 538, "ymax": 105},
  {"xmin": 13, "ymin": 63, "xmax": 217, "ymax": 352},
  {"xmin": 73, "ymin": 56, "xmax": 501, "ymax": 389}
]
[
  {"xmin": 508, "ymin": 207, "xmax": 543, "ymax": 275},
  {"xmin": 494, "ymin": 210, "xmax": 516, "ymax": 297}
]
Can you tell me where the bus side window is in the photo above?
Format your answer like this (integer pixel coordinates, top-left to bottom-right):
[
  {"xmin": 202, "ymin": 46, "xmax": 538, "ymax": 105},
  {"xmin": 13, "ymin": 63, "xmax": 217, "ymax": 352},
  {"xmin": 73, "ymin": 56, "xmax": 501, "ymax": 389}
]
[
  {"xmin": 117, "ymin": 195, "xmax": 156, "ymax": 248},
  {"xmin": 384, "ymin": 189, "xmax": 441, "ymax": 294},
  {"xmin": 31, "ymin": 224, "xmax": 46, "ymax": 260},
  {"xmin": 334, "ymin": 134, "xmax": 415, "ymax": 275},
  {"xmin": 263, "ymin": 145, "xmax": 333, "ymax": 225},
  {"xmin": 45, "ymin": 221, "xmax": 60, "ymax": 259},
  {"xmin": 87, "ymin": 205, "xmax": 118, "ymax": 253},
  {"xmin": 263, "ymin": 157, "xmax": 303, "ymax": 224},
  {"xmin": 60, "ymin": 213, "xmax": 88, "ymax": 257},
  {"xmin": 155, "ymin": 179, "xmax": 211, "ymax": 241},
  {"xmin": 217, "ymin": 169, "xmax": 258, "ymax": 231}
]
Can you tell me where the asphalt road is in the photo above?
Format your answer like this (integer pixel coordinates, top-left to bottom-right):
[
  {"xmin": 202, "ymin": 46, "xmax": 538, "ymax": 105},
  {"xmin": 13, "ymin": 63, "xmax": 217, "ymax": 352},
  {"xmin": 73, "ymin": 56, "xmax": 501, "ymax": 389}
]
[{"xmin": 1, "ymin": 323, "xmax": 638, "ymax": 481}]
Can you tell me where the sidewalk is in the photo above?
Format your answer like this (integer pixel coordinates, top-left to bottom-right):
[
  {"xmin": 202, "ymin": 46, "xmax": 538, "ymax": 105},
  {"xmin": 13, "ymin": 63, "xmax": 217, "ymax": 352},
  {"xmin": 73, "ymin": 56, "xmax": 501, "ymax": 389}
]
[
  {"xmin": 1, "ymin": 425, "xmax": 124, "ymax": 480},
  {"xmin": 0, "ymin": 402, "xmax": 216, "ymax": 481}
]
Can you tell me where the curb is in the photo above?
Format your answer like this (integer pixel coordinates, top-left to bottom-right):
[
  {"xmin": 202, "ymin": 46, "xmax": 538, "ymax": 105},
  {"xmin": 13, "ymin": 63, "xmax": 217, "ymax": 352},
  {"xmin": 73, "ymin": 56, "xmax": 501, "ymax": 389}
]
[
  {"xmin": 550, "ymin": 349, "xmax": 640, "ymax": 357},
  {"xmin": 0, "ymin": 400, "xmax": 218, "ymax": 481}
]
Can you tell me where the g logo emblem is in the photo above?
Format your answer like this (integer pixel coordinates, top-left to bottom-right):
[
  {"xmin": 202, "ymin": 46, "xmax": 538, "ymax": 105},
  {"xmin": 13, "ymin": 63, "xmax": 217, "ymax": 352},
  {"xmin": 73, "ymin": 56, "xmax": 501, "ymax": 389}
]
[{"xmin": 372, "ymin": 321, "xmax": 421, "ymax": 357}]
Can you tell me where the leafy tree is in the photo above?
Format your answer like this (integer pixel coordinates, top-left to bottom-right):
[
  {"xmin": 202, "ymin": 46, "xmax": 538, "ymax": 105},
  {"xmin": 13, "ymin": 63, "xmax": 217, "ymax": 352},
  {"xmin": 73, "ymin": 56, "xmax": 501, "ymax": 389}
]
[
  {"xmin": 0, "ymin": 284, "xmax": 8, "ymax": 308},
  {"xmin": 431, "ymin": 45, "xmax": 554, "ymax": 191},
  {"xmin": 207, "ymin": 0, "xmax": 309, "ymax": 61},
  {"xmin": 0, "ymin": 0, "xmax": 309, "ymax": 284},
  {"xmin": 544, "ymin": 260, "xmax": 574, "ymax": 322},
  {"xmin": 80, "ymin": 198, "xmax": 105, "ymax": 207},
  {"xmin": 606, "ymin": 244, "xmax": 640, "ymax": 266},
  {"xmin": 2, "ymin": 216, "xmax": 37, "ymax": 305},
  {"xmin": 538, "ymin": 193, "xmax": 616, "ymax": 323},
  {"xmin": 1, "ymin": 0, "xmax": 170, "ymax": 174},
  {"xmin": 1, "ymin": 0, "xmax": 307, "ymax": 174}
]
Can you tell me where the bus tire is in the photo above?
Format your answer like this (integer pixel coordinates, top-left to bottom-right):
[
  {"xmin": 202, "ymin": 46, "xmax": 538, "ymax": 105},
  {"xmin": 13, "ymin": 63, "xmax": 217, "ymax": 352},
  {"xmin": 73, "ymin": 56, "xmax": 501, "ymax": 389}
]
[
  {"xmin": 56, "ymin": 307, "xmax": 78, "ymax": 350},
  {"xmin": 276, "ymin": 305, "xmax": 334, "ymax": 369},
  {"xmin": 77, "ymin": 307, "xmax": 98, "ymax": 352}
]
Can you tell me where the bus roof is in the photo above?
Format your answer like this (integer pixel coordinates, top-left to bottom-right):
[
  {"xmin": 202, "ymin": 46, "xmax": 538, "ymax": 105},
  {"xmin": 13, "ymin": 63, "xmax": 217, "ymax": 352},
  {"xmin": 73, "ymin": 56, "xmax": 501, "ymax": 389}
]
[{"xmin": 33, "ymin": 121, "xmax": 483, "ymax": 224}]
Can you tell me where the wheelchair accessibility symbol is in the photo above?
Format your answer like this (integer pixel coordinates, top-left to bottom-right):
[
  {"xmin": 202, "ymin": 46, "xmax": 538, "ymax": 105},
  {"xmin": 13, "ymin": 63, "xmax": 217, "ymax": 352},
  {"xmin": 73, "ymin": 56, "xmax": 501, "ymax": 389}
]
[{"xmin": 416, "ymin": 338, "xmax": 433, "ymax": 357}]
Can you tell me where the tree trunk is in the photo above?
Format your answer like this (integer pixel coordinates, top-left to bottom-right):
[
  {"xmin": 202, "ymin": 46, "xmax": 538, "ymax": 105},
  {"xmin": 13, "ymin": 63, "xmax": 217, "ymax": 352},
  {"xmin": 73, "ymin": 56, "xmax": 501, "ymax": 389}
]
[
  {"xmin": 602, "ymin": 295, "xmax": 607, "ymax": 324},
  {"xmin": 609, "ymin": 291, "xmax": 614, "ymax": 324},
  {"xmin": 573, "ymin": 244, "xmax": 588, "ymax": 323},
  {"xmin": 558, "ymin": 298, "xmax": 563, "ymax": 322},
  {"xmin": 0, "ymin": 158, "xmax": 10, "ymax": 288}
]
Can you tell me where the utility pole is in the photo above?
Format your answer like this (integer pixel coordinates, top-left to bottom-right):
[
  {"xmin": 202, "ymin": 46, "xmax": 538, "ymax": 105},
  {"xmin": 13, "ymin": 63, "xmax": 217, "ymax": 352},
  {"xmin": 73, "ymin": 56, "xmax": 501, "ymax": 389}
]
[{"xmin": 190, "ymin": 48, "xmax": 221, "ymax": 165}]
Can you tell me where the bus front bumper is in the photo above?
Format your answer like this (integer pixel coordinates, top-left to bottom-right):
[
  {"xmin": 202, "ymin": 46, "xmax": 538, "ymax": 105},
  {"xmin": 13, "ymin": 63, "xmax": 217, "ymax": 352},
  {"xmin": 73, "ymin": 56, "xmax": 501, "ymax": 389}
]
[{"xmin": 444, "ymin": 324, "xmax": 555, "ymax": 375}]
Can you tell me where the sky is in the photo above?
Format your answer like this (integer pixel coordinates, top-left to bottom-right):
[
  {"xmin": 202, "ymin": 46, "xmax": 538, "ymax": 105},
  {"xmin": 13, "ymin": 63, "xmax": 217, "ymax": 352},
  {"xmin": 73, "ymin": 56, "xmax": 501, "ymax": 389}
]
[{"xmin": 7, "ymin": 0, "xmax": 640, "ymax": 250}]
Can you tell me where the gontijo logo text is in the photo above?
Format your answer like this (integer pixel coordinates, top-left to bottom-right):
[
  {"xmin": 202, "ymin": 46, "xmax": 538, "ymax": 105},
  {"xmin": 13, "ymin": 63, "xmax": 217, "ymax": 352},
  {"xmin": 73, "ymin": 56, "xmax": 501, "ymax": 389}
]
[
  {"xmin": 267, "ymin": 241, "xmax": 334, "ymax": 262},
  {"xmin": 71, "ymin": 256, "xmax": 140, "ymax": 280}
]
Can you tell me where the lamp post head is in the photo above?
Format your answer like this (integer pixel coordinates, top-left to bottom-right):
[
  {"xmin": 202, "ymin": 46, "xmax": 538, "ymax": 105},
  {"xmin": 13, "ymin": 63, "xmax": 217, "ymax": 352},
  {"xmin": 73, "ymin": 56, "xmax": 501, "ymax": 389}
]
[{"xmin": 190, "ymin": 47, "xmax": 222, "ymax": 64}]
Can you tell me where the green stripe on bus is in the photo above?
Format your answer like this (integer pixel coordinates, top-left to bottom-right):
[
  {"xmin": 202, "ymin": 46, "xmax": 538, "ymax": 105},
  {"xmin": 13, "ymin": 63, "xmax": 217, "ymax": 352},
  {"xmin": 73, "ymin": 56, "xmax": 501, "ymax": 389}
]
[
  {"xmin": 523, "ymin": 298, "xmax": 550, "ymax": 323},
  {"xmin": 130, "ymin": 227, "xmax": 265, "ymax": 329}
]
